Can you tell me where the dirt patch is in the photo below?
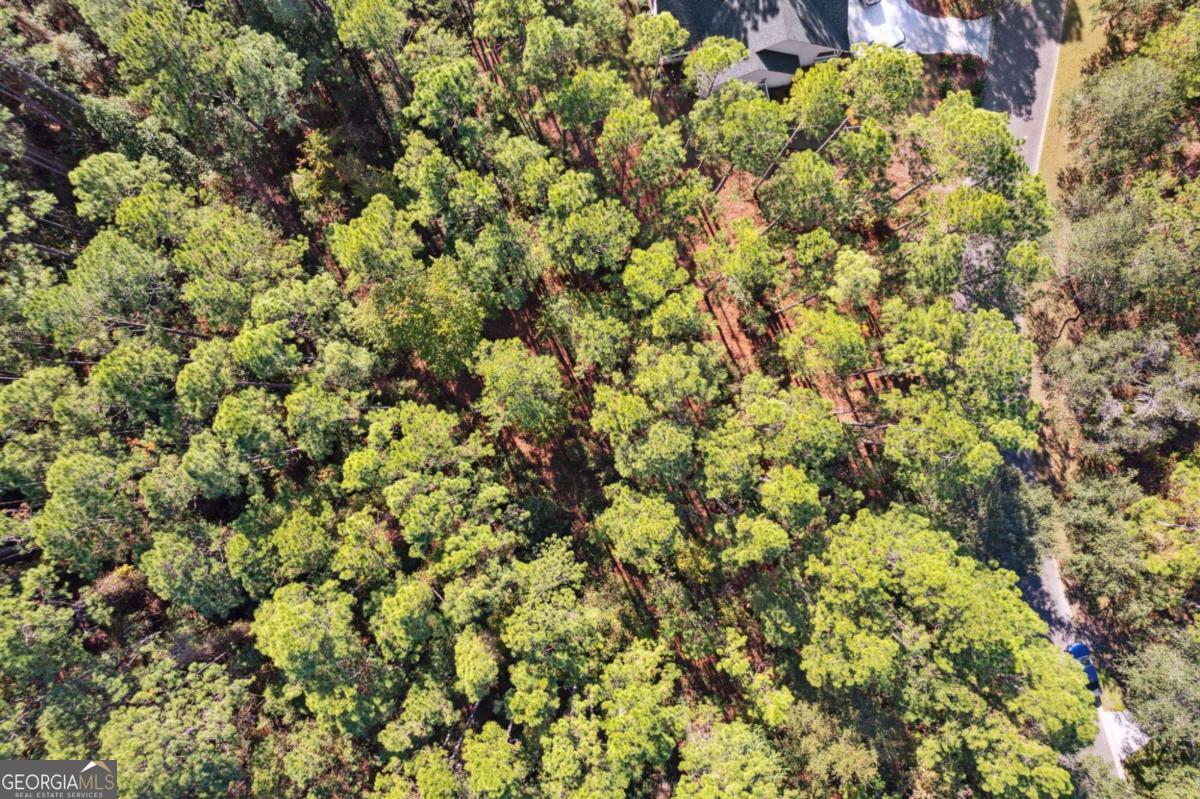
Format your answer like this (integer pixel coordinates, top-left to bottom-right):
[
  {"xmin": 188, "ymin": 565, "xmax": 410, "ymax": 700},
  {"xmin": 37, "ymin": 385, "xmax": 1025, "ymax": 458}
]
[
  {"xmin": 905, "ymin": 0, "xmax": 991, "ymax": 19},
  {"xmin": 1175, "ymin": 134, "xmax": 1200, "ymax": 179},
  {"xmin": 912, "ymin": 53, "xmax": 988, "ymax": 114}
]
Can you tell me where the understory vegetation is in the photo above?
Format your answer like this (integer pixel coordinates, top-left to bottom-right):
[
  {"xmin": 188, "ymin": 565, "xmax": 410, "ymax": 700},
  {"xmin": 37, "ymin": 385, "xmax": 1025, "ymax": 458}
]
[
  {"xmin": 0, "ymin": 0, "xmax": 1195, "ymax": 797},
  {"xmin": 1033, "ymin": 0, "xmax": 1200, "ymax": 795}
]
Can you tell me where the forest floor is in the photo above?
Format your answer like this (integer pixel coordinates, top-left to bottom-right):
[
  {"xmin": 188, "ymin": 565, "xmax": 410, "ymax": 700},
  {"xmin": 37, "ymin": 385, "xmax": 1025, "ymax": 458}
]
[{"xmin": 913, "ymin": 54, "xmax": 988, "ymax": 114}]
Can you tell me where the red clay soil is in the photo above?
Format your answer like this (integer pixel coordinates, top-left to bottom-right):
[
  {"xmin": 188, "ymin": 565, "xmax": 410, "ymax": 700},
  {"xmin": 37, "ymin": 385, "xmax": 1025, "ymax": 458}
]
[
  {"xmin": 703, "ymin": 287, "xmax": 760, "ymax": 375},
  {"xmin": 692, "ymin": 170, "xmax": 770, "ymax": 373},
  {"xmin": 500, "ymin": 428, "xmax": 600, "ymax": 529},
  {"xmin": 905, "ymin": 0, "xmax": 991, "ymax": 19},
  {"xmin": 691, "ymin": 166, "xmax": 899, "ymax": 492}
]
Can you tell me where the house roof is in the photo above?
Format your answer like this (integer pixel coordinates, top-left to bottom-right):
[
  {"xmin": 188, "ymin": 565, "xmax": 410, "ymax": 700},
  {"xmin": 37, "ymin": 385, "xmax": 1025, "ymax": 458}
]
[
  {"xmin": 656, "ymin": 0, "xmax": 850, "ymax": 54},
  {"xmin": 713, "ymin": 49, "xmax": 796, "ymax": 82}
]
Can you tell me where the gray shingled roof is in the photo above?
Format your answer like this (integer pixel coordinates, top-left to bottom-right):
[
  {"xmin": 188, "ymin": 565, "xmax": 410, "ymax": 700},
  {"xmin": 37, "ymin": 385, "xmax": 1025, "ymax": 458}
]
[{"xmin": 657, "ymin": 0, "xmax": 850, "ymax": 54}]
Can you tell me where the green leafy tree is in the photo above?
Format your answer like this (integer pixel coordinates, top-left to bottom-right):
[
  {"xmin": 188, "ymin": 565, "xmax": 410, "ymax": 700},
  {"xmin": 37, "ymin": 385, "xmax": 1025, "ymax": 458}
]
[
  {"xmin": 454, "ymin": 629, "xmax": 499, "ymax": 703},
  {"xmin": 331, "ymin": 508, "xmax": 397, "ymax": 588},
  {"xmin": 370, "ymin": 574, "xmax": 438, "ymax": 663},
  {"xmin": 883, "ymin": 391, "xmax": 1005, "ymax": 514},
  {"xmin": 521, "ymin": 16, "xmax": 589, "ymax": 89},
  {"xmin": 463, "ymin": 721, "xmax": 528, "ymax": 799},
  {"xmin": 475, "ymin": 0, "xmax": 546, "ymax": 41},
  {"xmin": 842, "ymin": 43, "xmax": 923, "ymax": 122},
  {"xmin": 690, "ymin": 80, "xmax": 793, "ymax": 176},
  {"xmin": 631, "ymin": 341, "xmax": 725, "ymax": 414},
  {"xmin": 212, "ymin": 388, "xmax": 288, "ymax": 465},
  {"xmin": 828, "ymin": 117, "xmax": 894, "ymax": 213},
  {"xmin": 271, "ymin": 503, "xmax": 336, "ymax": 580},
  {"xmin": 720, "ymin": 515, "xmax": 791, "ymax": 569},
  {"xmin": 825, "ymin": 249, "xmax": 880, "ymax": 308},
  {"xmin": 593, "ymin": 483, "xmax": 682, "ymax": 573},
  {"xmin": 408, "ymin": 57, "xmax": 481, "ymax": 142},
  {"xmin": 622, "ymin": 240, "xmax": 686, "ymax": 311},
  {"xmin": 804, "ymin": 507, "xmax": 1095, "ymax": 797},
  {"xmin": 547, "ymin": 67, "xmax": 636, "ymax": 132},
  {"xmin": 1058, "ymin": 471, "xmax": 1200, "ymax": 633},
  {"xmin": 253, "ymin": 581, "xmax": 398, "ymax": 735},
  {"xmin": 913, "ymin": 91, "xmax": 1026, "ymax": 192},
  {"xmin": 31, "ymin": 452, "xmax": 139, "ymax": 578},
  {"xmin": 598, "ymin": 99, "xmax": 686, "ymax": 198},
  {"xmin": 68, "ymin": 152, "xmax": 168, "ymax": 221},
  {"xmin": 759, "ymin": 150, "xmax": 849, "ymax": 231},
  {"xmin": 781, "ymin": 305, "xmax": 870, "ymax": 379},
  {"xmin": 409, "ymin": 747, "xmax": 462, "ymax": 799},
  {"xmin": 592, "ymin": 384, "xmax": 694, "ymax": 486},
  {"xmin": 115, "ymin": 0, "xmax": 303, "ymax": 155},
  {"xmin": 539, "ymin": 640, "xmax": 683, "ymax": 797},
  {"xmin": 379, "ymin": 678, "xmax": 457, "ymax": 757},
  {"xmin": 473, "ymin": 338, "xmax": 567, "ymax": 440},
  {"xmin": 882, "ymin": 299, "xmax": 1037, "ymax": 446},
  {"xmin": 541, "ymin": 176, "xmax": 639, "ymax": 276},
  {"xmin": 172, "ymin": 203, "xmax": 306, "ymax": 332},
  {"xmin": 250, "ymin": 719, "xmax": 372, "ymax": 799},
  {"xmin": 502, "ymin": 540, "xmax": 611, "ymax": 727},
  {"xmin": 1123, "ymin": 635, "xmax": 1200, "ymax": 766},
  {"xmin": 332, "ymin": 195, "xmax": 485, "ymax": 377},
  {"xmin": 176, "ymin": 339, "xmax": 237, "ymax": 420},
  {"xmin": 0, "ymin": 581, "xmax": 87, "ymax": 758},
  {"xmin": 788, "ymin": 58, "xmax": 848, "ymax": 135},
  {"xmin": 683, "ymin": 36, "xmax": 748, "ymax": 98},
  {"xmin": 284, "ymin": 381, "xmax": 363, "ymax": 463},
  {"xmin": 99, "ymin": 659, "xmax": 248, "ymax": 799},
  {"xmin": 138, "ymin": 455, "xmax": 198, "ymax": 521},
  {"xmin": 231, "ymin": 322, "xmax": 302, "ymax": 380},
  {"xmin": 676, "ymin": 720, "xmax": 788, "ymax": 799},
  {"xmin": 0, "ymin": 368, "xmax": 75, "ymax": 504},
  {"xmin": 140, "ymin": 527, "xmax": 243, "ymax": 618},
  {"xmin": 89, "ymin": 338, "xmax": 177, "ymax": 423},
  {"xmin": 629, "ymin": 11, "xmax": 689, "ymax": 72},
  {"xmin": 1064, "ymin": 57, "xmax": 1184, "ymax": 178},
  {"xmin": 1044, "ymin": 326, "xmax": 1200, "ymax": 457},
  {"xmin": 456, "ymin": 217, "xmax": 546, "ymax": 312},
  {"xmin": 27, "ymin": 229, "xmax": 174, "ymax": 356},
  {"xmin": 698, "ymin": 219, "xmax": 785, "ymax": 308}
]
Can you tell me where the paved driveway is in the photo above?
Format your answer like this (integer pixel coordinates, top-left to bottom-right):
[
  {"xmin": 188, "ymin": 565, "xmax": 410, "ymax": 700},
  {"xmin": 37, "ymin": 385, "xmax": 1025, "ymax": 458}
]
[
  {"xmin": 981, "ymin": 0, "xmax": 1070, "ymax": 168},
  {"xmin": 849, "ymin": 0, "xmax": 994, "ymax": 58},
  {"xmin": 1018, "ymin": 555, "xmax": 1136, "ymax": 774},
  {"xmin": 1006, "ymin": 396, "xmax": 1134, "ymax": 778}
]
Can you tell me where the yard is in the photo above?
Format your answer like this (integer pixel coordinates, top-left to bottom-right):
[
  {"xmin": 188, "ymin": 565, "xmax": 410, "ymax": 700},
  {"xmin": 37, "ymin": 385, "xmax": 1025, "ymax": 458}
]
[
  {"xmin": 913, "ymin": 53, "xmax": 988, "ymax": 113},
  {"xmin": 906, "ymin": 0, "xmax": 992, "ymax": 19}
]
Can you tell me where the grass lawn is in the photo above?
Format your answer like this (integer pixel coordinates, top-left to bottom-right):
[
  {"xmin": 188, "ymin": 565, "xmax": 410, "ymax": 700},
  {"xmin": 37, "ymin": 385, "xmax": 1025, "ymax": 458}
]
[
  {"xmin": 1037, "ymin": 0, "xmax": 1107, "ymax": 203},
  {"xmin": 1099, "ymin": 667, "xmax": 1127, "ymax": 712}
]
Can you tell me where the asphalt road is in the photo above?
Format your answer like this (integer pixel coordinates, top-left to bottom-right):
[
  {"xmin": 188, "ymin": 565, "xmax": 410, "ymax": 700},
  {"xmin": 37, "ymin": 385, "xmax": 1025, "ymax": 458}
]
[
  {"xmin": 1017, "ymin": 554, "xmax": 1073, "ymax": 648},
  {"xmin": 981, "ymin": 0, "xmax": 1071, "ymax": 168},
  {"xmin": 992, "ymin": 10, "xmax": 1149, "ymax": 780},
  {"xmin": 1007, "ymin": 347, "xmax": 1126, "ymax": 775}
]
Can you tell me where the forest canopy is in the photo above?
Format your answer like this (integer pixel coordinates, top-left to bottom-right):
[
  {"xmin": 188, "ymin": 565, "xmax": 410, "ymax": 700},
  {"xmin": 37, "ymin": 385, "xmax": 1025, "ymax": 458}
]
[{"xmin": 1, "ymin": 0, "xmax": 1196, "ymax": 797}]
